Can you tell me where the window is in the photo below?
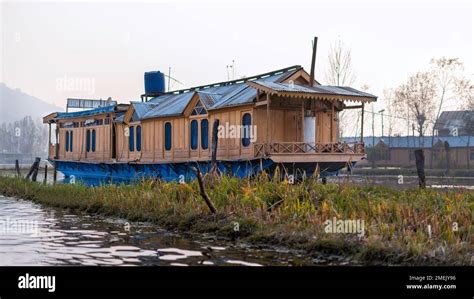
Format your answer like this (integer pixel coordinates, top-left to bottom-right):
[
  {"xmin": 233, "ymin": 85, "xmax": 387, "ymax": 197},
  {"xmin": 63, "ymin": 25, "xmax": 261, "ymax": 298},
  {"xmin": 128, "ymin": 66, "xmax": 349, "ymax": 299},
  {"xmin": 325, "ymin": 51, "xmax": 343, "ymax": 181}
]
[
  {"xmin": 129, "ymin": 127, "xmax": 134, "ymax": 152},
  {"xmin": 91, "ymin": 129, "xmax": 96, "ymax": 152},
  {"xmin": 165, "ymin": 122, "xmax": 172, "ymax": 151},
  {"xmin": 70, "ymin": 131, "xmax": 73, "ymax": 152},
  {"xmin": 242, "ymin": 113, "xmax": 252, "ymax": 147},
  {"xmin": 190, "ymin": 120, "xmax": 198, "ymax": 150},
  {"xmin": 65, "ymin": 131, "xmax": 69, "ymax": 152},
  {"xmin": 201, "ymin": 119, "xmax": 209, "ymax": 150},
  {"xmin": 136, "ymin": 126, "xmax": 142, "ymax": 152},
  {"xmin": 86, "ymin": 130, "xmax": 91, "ymax": 152},
  {"xmin": 470, "ymin": 149, "xmax": 474, "ymax": 161},
  {"xmin": 191, "ymin": 100, "xmax": 207, "ymax": 115}
]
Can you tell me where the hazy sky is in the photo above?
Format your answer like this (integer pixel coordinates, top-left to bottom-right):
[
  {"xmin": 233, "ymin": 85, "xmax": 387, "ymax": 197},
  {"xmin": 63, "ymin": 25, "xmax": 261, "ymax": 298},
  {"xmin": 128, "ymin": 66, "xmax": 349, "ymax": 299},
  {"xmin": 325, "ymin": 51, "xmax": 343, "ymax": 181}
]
[{"xmin": 1, "ymin": 0, "xmax": 473, "ymax": 117}]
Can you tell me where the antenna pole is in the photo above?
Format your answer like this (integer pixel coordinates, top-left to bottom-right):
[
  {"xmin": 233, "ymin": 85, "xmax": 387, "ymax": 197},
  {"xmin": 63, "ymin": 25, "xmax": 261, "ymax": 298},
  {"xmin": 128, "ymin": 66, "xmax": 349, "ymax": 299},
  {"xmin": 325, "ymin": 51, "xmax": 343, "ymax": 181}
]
[
  {"xmin": 168, "ymin": 67, "xmax": 171, "ymax": 92},
  {"xmin": 309, "ymin": 36, "xmax": 318, "ymax": 87}
]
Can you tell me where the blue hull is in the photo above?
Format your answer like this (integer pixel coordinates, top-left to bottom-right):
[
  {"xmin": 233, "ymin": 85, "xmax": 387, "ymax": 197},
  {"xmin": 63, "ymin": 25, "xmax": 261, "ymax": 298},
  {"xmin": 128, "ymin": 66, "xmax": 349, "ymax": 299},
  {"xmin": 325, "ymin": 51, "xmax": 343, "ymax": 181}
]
[{"xmin": 51, "ymin": 159, "xmax": 352, "ymax": 185}]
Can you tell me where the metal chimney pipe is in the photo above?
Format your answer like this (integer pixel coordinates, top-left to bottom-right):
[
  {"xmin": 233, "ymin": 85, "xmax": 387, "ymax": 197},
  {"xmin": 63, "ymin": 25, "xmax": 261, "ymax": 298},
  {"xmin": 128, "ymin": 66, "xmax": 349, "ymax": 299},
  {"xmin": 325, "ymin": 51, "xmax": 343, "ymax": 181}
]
[{"xmin": 309, "ymin": 36, "xmax": 318, "ymax": 87}]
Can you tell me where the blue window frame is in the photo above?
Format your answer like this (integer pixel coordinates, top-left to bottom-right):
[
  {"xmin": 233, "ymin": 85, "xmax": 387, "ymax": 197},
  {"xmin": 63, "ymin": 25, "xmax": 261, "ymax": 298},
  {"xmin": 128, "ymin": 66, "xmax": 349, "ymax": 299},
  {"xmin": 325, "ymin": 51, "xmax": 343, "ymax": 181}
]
[
  {"xmin": 65, "ymin": 131, "xmax": 69, "ymax": 152},
  {"xmin": 129, "ymin": 126, "xmax": 134, "ymax": 152},
  {"xmin": 91, "ymin": 129, "xmax": 96, "ymax": 152},
  {"xmin": 70, "ymin": 131, "xmax": 73, "ymax": 152},
  {"xmin": 190, "ymin": 120, "xmax": 198, "ymax": 150},
  {"xmin": 86, "ymin": 130, "xmax": 91, "ymax": 152},
  {"xmin": 136, "ymin": 126, "xmax": 142, "ymax": 152},
  {"xmin": 165, "ymin": 122, "xmax": 172, "ymax": 151},
  {"xmin": 242, "ymin": 113, "xmax": 252, "ymax": 147},
  {"xmin": 201, "ymin": 119, "xmax": 209, "ymax": 150}
]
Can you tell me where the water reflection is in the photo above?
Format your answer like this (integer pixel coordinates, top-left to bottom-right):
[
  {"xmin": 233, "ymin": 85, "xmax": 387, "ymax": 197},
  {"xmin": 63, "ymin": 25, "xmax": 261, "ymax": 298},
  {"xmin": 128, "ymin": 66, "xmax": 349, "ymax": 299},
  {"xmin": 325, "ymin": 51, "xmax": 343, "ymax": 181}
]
[{"xmin": 0, "ymin": 196, "xmax": 315, "ymax": 266}]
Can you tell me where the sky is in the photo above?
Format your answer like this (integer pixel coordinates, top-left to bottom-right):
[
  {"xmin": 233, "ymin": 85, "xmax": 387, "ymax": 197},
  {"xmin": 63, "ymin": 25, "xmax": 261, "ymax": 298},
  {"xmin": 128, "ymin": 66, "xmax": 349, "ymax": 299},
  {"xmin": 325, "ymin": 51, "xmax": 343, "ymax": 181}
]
[{"xmin": 1, "ymin": 0, "xmax": 473, "ymax": 135}]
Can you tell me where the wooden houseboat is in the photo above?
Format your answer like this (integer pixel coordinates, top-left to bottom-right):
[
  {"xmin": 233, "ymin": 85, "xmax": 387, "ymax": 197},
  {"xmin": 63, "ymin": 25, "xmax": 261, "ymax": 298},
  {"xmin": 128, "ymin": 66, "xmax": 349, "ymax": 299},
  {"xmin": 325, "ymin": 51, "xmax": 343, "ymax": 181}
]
[{"xmin": 43, "ymin": 65, "xmax": 376, "ymax": 184}]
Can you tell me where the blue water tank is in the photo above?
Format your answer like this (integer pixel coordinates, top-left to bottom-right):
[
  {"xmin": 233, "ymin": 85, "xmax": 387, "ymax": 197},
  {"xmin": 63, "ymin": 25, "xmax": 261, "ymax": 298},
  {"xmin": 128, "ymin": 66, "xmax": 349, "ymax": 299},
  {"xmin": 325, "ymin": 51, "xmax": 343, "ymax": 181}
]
[{"xmin": 144, "ymin": 71, "xmax": 166, "ymax": 94}]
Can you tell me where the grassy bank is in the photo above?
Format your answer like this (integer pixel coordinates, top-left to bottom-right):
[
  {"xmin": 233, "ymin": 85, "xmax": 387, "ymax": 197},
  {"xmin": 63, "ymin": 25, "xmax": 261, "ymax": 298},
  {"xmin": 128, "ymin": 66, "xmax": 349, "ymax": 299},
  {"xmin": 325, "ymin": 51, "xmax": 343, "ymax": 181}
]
[
  {"xmin": 0, "ymin": 174, "xmax": 472, "ymax": 265},
  {"xmin": 342, "ymin": 167, "xmax": 474, "ymax": 177}
]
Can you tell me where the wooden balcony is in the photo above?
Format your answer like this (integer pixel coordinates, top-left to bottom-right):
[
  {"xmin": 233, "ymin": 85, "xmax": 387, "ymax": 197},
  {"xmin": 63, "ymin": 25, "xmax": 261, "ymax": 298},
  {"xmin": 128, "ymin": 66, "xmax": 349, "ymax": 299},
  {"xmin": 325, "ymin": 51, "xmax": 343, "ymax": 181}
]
[{"xmin": 254, "ymin": 142, "xmax": 365, "ymax": 163}]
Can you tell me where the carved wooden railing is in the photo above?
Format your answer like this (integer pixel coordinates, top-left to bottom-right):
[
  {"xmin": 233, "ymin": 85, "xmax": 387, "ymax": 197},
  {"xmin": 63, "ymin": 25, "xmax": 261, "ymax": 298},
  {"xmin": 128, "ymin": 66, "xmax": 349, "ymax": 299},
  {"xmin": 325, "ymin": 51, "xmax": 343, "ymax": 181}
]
[{"xmin": 254, "ymin": 142, "xmax": 365, "ymax": 157}]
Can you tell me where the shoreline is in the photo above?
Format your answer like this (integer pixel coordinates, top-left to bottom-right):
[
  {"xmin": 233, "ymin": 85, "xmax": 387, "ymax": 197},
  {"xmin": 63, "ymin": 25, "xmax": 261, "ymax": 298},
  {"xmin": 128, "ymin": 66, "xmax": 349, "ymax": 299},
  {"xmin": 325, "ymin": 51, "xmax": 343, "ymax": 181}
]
[{"xmin": 0, "ymin": 175, "xmax": 471, "ymax": 266}]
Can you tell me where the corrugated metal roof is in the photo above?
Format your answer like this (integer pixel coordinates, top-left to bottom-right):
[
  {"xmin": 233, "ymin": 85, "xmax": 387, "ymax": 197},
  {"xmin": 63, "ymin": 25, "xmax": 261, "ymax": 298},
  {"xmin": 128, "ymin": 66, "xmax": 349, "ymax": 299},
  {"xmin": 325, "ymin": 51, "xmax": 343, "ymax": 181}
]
[
  {"xmin": 130, "ymin": 102, "xmax": 158, "ymax": 121},
  {"xmin": 434, "ymin": 111, "xmax": 474, "ymax": 131},
  {"xmin": 143, "ymin": 92, "xmax": 195, "ymax": 119},
  {"xmin": 342, "ymin": 136, "xmax": 474, "ymax": 148},
  {"xmin": 56, "ymin": 105, "xmax": 116, "ymax": 119},
  {"xmin": 251, "ymin": 81, "xmax": 377, "ymax": 99},
  {"xmin": 115, "ymin": 114, "xmax": 125, "ymax": 123},
  {"xmin": 138, "ymin": 67, "xmax": 300, "ymax": 119}
]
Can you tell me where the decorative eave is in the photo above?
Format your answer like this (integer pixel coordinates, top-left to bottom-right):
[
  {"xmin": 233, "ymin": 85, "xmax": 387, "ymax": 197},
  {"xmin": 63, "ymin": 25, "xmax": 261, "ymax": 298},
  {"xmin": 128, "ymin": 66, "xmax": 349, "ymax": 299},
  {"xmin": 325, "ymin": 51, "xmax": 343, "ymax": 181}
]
[
  {"xmin": 43, "ymin": 112, "xmax": 58, "ymax": 124},
  {"xmin": 247, "ymin": 81, "xmax": 377, "ymax": 103}
]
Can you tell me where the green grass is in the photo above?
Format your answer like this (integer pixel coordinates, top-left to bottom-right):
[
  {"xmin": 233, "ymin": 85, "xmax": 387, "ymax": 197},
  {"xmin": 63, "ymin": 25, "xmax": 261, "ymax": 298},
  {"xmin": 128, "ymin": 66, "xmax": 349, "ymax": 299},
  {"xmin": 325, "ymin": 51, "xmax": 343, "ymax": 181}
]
[{"xmin": 0, "ymin": 173, "xmax": 472, "ymax": 265}]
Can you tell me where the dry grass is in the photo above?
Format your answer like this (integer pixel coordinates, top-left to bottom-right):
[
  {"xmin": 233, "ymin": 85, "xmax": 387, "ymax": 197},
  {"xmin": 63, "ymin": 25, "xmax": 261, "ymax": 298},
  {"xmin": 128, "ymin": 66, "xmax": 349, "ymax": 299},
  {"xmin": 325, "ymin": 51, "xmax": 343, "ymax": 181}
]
[{"xmin": 0, "ymin": 172, "xmax": 472, "ymax": 265}]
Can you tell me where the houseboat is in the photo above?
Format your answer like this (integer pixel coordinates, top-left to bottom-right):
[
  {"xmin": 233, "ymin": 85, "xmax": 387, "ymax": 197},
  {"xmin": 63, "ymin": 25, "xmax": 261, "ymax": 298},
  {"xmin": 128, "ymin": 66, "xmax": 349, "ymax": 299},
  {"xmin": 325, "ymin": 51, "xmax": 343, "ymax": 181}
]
[{"xmin": 43, "ymin": 64, "xmax": 377, "ymax": 184}]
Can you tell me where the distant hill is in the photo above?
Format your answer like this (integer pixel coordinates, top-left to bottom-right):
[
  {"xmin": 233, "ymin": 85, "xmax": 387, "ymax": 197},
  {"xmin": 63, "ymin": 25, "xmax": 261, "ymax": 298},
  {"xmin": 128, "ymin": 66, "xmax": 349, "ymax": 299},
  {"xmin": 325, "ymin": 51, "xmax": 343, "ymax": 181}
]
[{"xmin": 0, "ymin": 83, "xmax": 62, "ymax": 123}]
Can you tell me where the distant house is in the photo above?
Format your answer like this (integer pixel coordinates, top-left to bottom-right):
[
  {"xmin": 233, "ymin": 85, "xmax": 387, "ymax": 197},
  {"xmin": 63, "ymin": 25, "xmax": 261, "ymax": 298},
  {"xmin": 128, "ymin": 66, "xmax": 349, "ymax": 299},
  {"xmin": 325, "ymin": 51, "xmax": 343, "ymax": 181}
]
[
  {"xmin": 434, "ymin": 111, "xmax": 474, "ymax": 137},
  {"xmin": 342, "ymin": 136, "xmax": 474, "ymax": 168}
]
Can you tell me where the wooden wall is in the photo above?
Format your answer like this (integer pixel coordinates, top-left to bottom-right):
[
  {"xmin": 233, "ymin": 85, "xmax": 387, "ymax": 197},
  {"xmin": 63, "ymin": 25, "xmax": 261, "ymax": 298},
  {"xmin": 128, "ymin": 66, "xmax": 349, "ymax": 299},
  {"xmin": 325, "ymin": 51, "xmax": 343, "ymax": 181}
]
[
  {"xmin": 115, "ymin": 105, "xmax": 255, "ymax": 163},
  {"xmin": 57, "ymin": 116, "xmax": 112, "ymax": 162}
]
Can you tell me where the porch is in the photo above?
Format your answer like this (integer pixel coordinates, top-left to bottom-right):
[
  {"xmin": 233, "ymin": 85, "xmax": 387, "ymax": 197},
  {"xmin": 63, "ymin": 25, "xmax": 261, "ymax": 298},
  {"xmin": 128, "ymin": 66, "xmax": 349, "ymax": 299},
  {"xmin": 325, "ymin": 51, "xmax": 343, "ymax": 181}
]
[{"xmin": 248, "ymin": 80, "xmax": 376, "ymax": 163}]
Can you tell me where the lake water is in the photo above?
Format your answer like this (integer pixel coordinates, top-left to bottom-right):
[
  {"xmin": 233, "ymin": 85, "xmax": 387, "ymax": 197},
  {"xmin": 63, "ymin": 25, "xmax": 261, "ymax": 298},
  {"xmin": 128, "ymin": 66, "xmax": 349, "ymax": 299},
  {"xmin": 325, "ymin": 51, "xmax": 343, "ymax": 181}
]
[{"xmin": 0, "ymin": 195, "xmax": 324, "ymax": 266}]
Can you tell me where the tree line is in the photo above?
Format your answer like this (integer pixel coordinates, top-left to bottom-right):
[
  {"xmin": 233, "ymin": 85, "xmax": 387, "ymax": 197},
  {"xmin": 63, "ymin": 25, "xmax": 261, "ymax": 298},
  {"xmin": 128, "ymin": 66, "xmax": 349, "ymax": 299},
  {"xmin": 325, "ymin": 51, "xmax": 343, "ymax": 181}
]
[{"xmin": 0, "ymin": 116, "xmax": 48, "ymax": 159}]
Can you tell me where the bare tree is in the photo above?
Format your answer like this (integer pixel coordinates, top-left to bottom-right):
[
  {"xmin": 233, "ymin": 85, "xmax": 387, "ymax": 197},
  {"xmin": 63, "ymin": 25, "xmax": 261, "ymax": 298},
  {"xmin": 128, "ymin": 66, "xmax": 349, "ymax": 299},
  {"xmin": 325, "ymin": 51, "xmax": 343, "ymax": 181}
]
[
  {"xmin": 325, "ymin": 39, "xmax": 356, "ymax": 86},
  {"xmin": 428, "ymin": 58, "xmax": 463, "ymax": 167},
  {"xmin": 325, "ymin": 39, "xmax": 356, "ymax": 137},
  {"xmin": 382, "ymin": 88, "xmax": 402, "ymax": 137},
  {"xmin": 394, "ymin": 72, "xmax": 437, "ymax": 141},
  {"xmin": 456, "ymin": 78, "xmax": 474, "ymax": 110}
]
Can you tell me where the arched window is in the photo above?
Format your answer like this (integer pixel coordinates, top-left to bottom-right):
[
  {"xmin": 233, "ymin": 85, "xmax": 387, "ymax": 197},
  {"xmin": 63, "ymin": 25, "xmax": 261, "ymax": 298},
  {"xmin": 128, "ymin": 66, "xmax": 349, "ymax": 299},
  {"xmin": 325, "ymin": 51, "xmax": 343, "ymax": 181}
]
[
  {"xmin": 129, "ymin": 126, "xmax": 134, "ymax": 152},
  {"xmin": 70, "ymin": 131, "xmax": 73, "ymax": 152},
  {"xmin": 86, "ymin": 130, "xmax": 91, "ymax": 152},
  {"xmin": 91, "ymin": 129, "xmax": 96, "ymax": 152},
  {"xmin": 136, "ymin": 126, "xmax": 142, "ymax": 152},
  {"xmin": 190, "ymin": 120, "xmax": 198, "ymax": 150},
  {"xmin": 201, "ymin": 119, "xmax": 209, "ymax": 150},
  {"xmin": 65, "ymin": 131, "xmax": 69, "ymax": 152},
  {"xmin": 242, "ymin": 113, "xmax": 252, "ymax": 147},
  {"xmin": 165, "ymin": 122, "xmax": 172, "ymax": 151}
]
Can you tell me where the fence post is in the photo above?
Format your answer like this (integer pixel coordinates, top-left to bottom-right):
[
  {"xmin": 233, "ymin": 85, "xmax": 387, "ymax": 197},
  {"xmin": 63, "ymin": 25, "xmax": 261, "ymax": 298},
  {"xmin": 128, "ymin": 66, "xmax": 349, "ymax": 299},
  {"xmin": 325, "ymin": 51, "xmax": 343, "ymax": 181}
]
[
  {"xmin": 43, "ymin": 164, "xmax": 48, "ymax": 185},
  {"xmin": 414, "ymin": 149, "xmax": 426, "ymax": 188},
  {"xmin": 26, "ymin": 157, "xmax": 41, "ymax": 182},
  {"xmin": 15, "ymin": 159, "xmax": 21, "ymax": 177}
]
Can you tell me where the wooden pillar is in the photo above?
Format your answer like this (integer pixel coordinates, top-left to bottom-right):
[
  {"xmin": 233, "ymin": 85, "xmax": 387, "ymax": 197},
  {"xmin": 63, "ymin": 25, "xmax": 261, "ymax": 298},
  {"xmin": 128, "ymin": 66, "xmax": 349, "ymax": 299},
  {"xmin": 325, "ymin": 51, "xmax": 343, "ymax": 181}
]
[
  {"xmin": 301, "ymin": 100, "xmax": 305, "ymax": 142},
  {"xmin": 266, "ymin": 93, "xmax": 271, "ymax": 144},
  {"xmin": 331, "ymin": 102, "xmax": 335, "ymax": 141},
  {"xmin": 48, "ymin": 123, "xmax": 51, "ymax": 146},
  {"xmin": 360, "ymin": 103, "xmax": 365, "ymax": 143},
  {"xmin": 55, "ymin": 124, "xmax": 59, "ymax": 159}
]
